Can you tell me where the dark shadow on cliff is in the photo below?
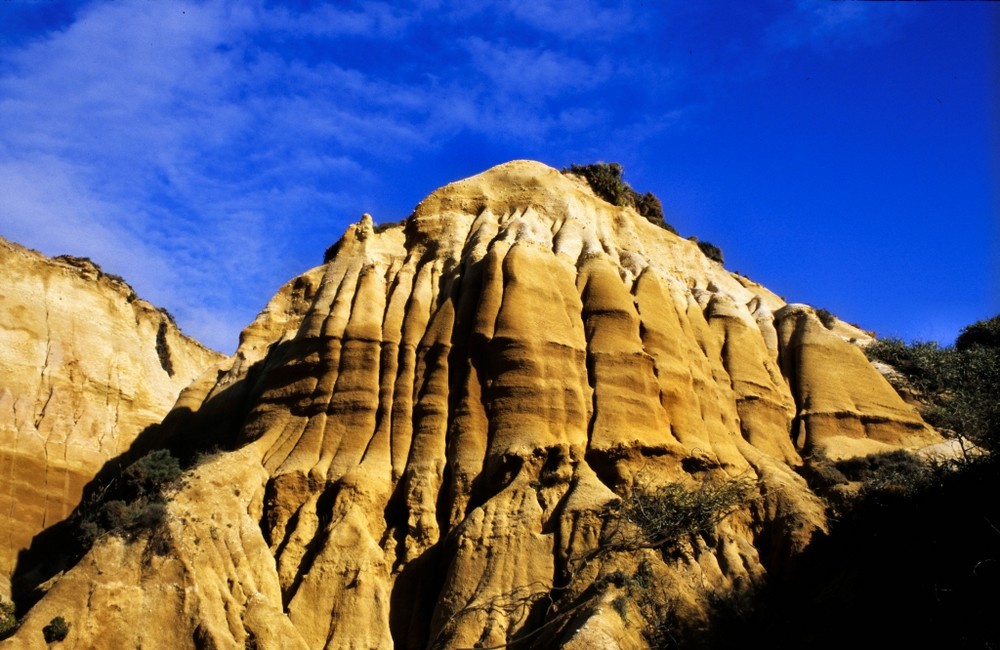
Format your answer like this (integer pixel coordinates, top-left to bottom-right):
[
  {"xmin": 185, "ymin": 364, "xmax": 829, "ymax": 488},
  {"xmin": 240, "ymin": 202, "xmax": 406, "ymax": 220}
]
[
  {"xmin": 687, "ymin": 455, "xmax": 1000, "ymax": 650},
  {"xmin": 8, "ymin": 354, "xmax": 272, "ymax": 615}
]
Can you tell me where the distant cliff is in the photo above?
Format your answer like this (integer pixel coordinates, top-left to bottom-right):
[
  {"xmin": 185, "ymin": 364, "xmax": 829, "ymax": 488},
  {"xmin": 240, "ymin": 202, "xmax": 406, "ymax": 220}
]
[
  {"xmin": 1, "ymin": 162, "xmax": 940, "ymax": 648},
  {"xmin": 0, "ymin": 237, "xmax": 224, "ymax": 599}
]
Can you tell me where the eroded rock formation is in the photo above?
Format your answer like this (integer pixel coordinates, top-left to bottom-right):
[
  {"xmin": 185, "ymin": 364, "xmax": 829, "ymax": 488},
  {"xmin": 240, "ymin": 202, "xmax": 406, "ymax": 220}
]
[
  {"xmin": 1, "ymin": 162, "xmax": 939, "ymax": 648},
  {"xmin": 0, "ymin": 238, "xmax": 224, "ymax": 598}
]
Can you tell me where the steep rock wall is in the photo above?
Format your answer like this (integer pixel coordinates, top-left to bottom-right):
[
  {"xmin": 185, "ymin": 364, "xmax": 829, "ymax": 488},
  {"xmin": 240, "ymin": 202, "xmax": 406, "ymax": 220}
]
[
  {"xmin": 2, "ymin": 162, "xmax": 938, "ymax": 648},
  {"xmin": 0, "ymin": 238, "xmax": 225, "ymax": 598}
]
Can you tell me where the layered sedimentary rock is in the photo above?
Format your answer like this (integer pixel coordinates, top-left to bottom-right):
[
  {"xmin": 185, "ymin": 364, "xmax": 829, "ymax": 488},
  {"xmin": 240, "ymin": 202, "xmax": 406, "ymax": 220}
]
[
  {"xmin": 1, "ymin": 161, "xmax": 939, "ymax": 648},
  {"xmin": 0, "ymin": 238, "xmax": 224, "ymax": 598}
]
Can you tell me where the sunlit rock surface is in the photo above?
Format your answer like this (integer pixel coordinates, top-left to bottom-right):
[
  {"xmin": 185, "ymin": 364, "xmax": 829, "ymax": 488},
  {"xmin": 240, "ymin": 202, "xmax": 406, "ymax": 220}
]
[
  {"xmin": 0, "ymin": 237, "xmax": 224, "ymax": 599},
  {"xmin": 1, "ymin": 162, "xmax": 939, "ymax": 648}
]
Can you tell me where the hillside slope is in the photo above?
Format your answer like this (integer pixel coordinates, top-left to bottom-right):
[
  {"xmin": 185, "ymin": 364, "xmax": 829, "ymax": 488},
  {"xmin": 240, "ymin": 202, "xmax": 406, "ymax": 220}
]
[{"xmin": 1, "ymin": 161, "xmax": 939, "ymax": 648}]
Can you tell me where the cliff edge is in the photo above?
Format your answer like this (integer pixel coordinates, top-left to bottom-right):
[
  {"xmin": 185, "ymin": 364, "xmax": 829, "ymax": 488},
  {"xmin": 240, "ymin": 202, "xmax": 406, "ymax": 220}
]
[{"xmin": 0, "ymin": 237, "xmax": 225, "ymax": 599}]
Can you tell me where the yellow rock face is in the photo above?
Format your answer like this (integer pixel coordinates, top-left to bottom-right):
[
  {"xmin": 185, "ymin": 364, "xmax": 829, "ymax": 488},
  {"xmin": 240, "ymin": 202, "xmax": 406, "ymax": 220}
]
[
  {"xmin": 0, "ymin": 238, "xmax": 224, "ymax": 598},
  {"xmin": 1, "ymin": 161, "xmax": 939, "ymax": 648},
  {"xmin": 774, "ymin": 303, "xmax": 938, "ymax": 459}
]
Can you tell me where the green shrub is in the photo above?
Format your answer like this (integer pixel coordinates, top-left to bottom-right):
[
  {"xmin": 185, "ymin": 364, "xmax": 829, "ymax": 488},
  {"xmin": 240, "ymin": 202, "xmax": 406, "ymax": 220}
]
[
  {"xmin": 155, "ymin": 320, "xmax": 174, "ymax": 377},
  {"xmin": 565, "ymin": 162, "xmax": 631, "ymax": 206},
  {"xmin": 835, "ymin": 450, "xmax": 935, "ymax": 502},
  {"xmin": 372, "ymin": 219, "xmax": 403, "ymax": 234},
  {"xmin": 931, "ymin": 344, "xmax": 1000, "ymax": 453},
  {"xmin": 42, "ymin": 616, "xmax": 69, "ymax": 643},
  {"xmin": 800, "ymin": 452, "xmax": 850, "ymax": 490},
  {"xmin": 865, "ymin": 321, "xmax": 1000, "ymax": 454},
  {"xmin": 592, "ymin": 480, "xmax": 753, "ymax": 647},
  {"xmin": 0, "ymin": 599, "xmax": 16, "ymax": 638},
  {"xmin": 101, "ymin": 500, "xmax": 133, "ymax": 530},
  {"xmin": 955, "ymin": 314, "xmax": 1000, "ymax": 351},
  {"xmin": 621, "ymin": 478, "xmax": 753, "ymax": 550},
  {"xmin": 74, "ymin": 449, "xmax": 183, "ymax": 547},
  {"xmin": 696, "ymin": 240, "xmax": 724, "ymax": 265},
  {"xmin": 323, "ymin": 240, "xmax": 340, "ymax": 263},
  {"xmin": 133, "ymin": 502, "xmax": 169, "ymax": 530},
  {"xmin": 634, "ymin": 191, "xmax": 668, "ymax": 228},
  {"xmin": 77, "ymin": 519, "xmax": 102, "ymax": 546},
  {"xmin": 562, "ymin": 163, "xmax": 676, "ymax": 233},
  {"xmin": 835, "ymin": 449, "xmax": 920, "ymax": 482},
  {"xmin": 864, "ymin": 337, "xmax": 949, "ymax": 392},
  {"xmin": 814, "ymin": 308, "xmax": 837, "ymax": 329},
  {"xmin": 125, "ymin": 449, "xmax": 182, "ymax": 496}
]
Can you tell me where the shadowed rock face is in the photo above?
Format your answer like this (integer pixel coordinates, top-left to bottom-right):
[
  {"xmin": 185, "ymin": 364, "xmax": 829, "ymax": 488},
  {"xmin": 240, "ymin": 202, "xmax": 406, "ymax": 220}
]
[
  {"xmin": 1, "ymin": 161, "xmax": 939, "ymax": 648},
  {"xmin": 0, "ymin": 238, "xmax": 226, "ymax": 599}
]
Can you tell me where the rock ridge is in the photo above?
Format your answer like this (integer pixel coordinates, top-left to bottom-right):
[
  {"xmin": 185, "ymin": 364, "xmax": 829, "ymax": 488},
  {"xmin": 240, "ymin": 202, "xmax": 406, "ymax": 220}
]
[{"xmin": 1, "ymin": 161, "xmax": 939, "ymax": 648}]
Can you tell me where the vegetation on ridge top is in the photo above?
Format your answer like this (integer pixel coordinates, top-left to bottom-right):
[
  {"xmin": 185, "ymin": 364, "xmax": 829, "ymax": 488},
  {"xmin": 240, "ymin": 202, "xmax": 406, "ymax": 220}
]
[
  {"xmin": 562, "ymin": 162, "xmax": 726, "ymax": 265},
  {"xmin": 321, "ymin": 164, "xmax": 728, "ymax": 268},
  {"xmin": 562, "ymin": 162, "xmax": 675, "ymax": 233}
]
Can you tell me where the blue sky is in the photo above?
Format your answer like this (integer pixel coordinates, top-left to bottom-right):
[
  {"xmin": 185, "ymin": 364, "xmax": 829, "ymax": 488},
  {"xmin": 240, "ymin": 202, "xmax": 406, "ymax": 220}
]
[{"xmin": 1, "ymin": 0, "xmax": 996, "ymax": 353}]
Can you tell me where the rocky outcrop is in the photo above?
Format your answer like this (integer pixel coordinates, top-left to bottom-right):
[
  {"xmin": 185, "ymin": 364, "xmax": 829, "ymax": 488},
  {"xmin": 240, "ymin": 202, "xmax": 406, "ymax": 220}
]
[
  {"xmin": 1, "ymin": 162, "xmax": 939, "ymax": 648},
  {"xmin": 0, "ymin": 238, "xmax": 225, "ymax": 598}
]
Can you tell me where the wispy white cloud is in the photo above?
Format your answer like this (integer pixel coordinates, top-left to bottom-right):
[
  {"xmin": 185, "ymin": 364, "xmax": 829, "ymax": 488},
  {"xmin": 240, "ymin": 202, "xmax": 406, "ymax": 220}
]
[
  {"xmin": 0, "ymin": 0, "xmax": 989, "ymax": 354},
  {"xmin": 452, "ymin": 0, "xmax": 637, "ymax": 40},
  {"xmin": 0, "ymin": 0, "xmax": 685, "ymax": 352},
  {"xmin": 262, "ymin": 0, "xmax": 422, "ymax": 39},
  {"xmin": 766, "ymin": 0, "xmax": 907, "ymax": 52},
  {"xmin": 510, "ymin": 0, "xmax": 634, "ymax": 39},
  {"xmin": 462, "ymin": 38, "xmax": 612, "ymax": 100},
  {"xmin": 0, "ymin": 154, "xmax": 176, "ymax": 297},
  {"xmin": 0, "ymin": 1, "xmax": 413, "ymax": 351},
  {"xmin": 0, "ymin": 2, "xmax": 277, "ymax": 349}
]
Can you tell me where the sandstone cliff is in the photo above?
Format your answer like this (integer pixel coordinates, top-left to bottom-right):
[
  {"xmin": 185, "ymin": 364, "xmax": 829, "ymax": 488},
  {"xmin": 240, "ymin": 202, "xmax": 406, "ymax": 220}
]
[
  {"xmin": 0, "ymin": 237, "xmax": 225, "ymax": 599},
  {"xmin": 1, "ymin": 161, "xmax": 939, "ymax": 648}
]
